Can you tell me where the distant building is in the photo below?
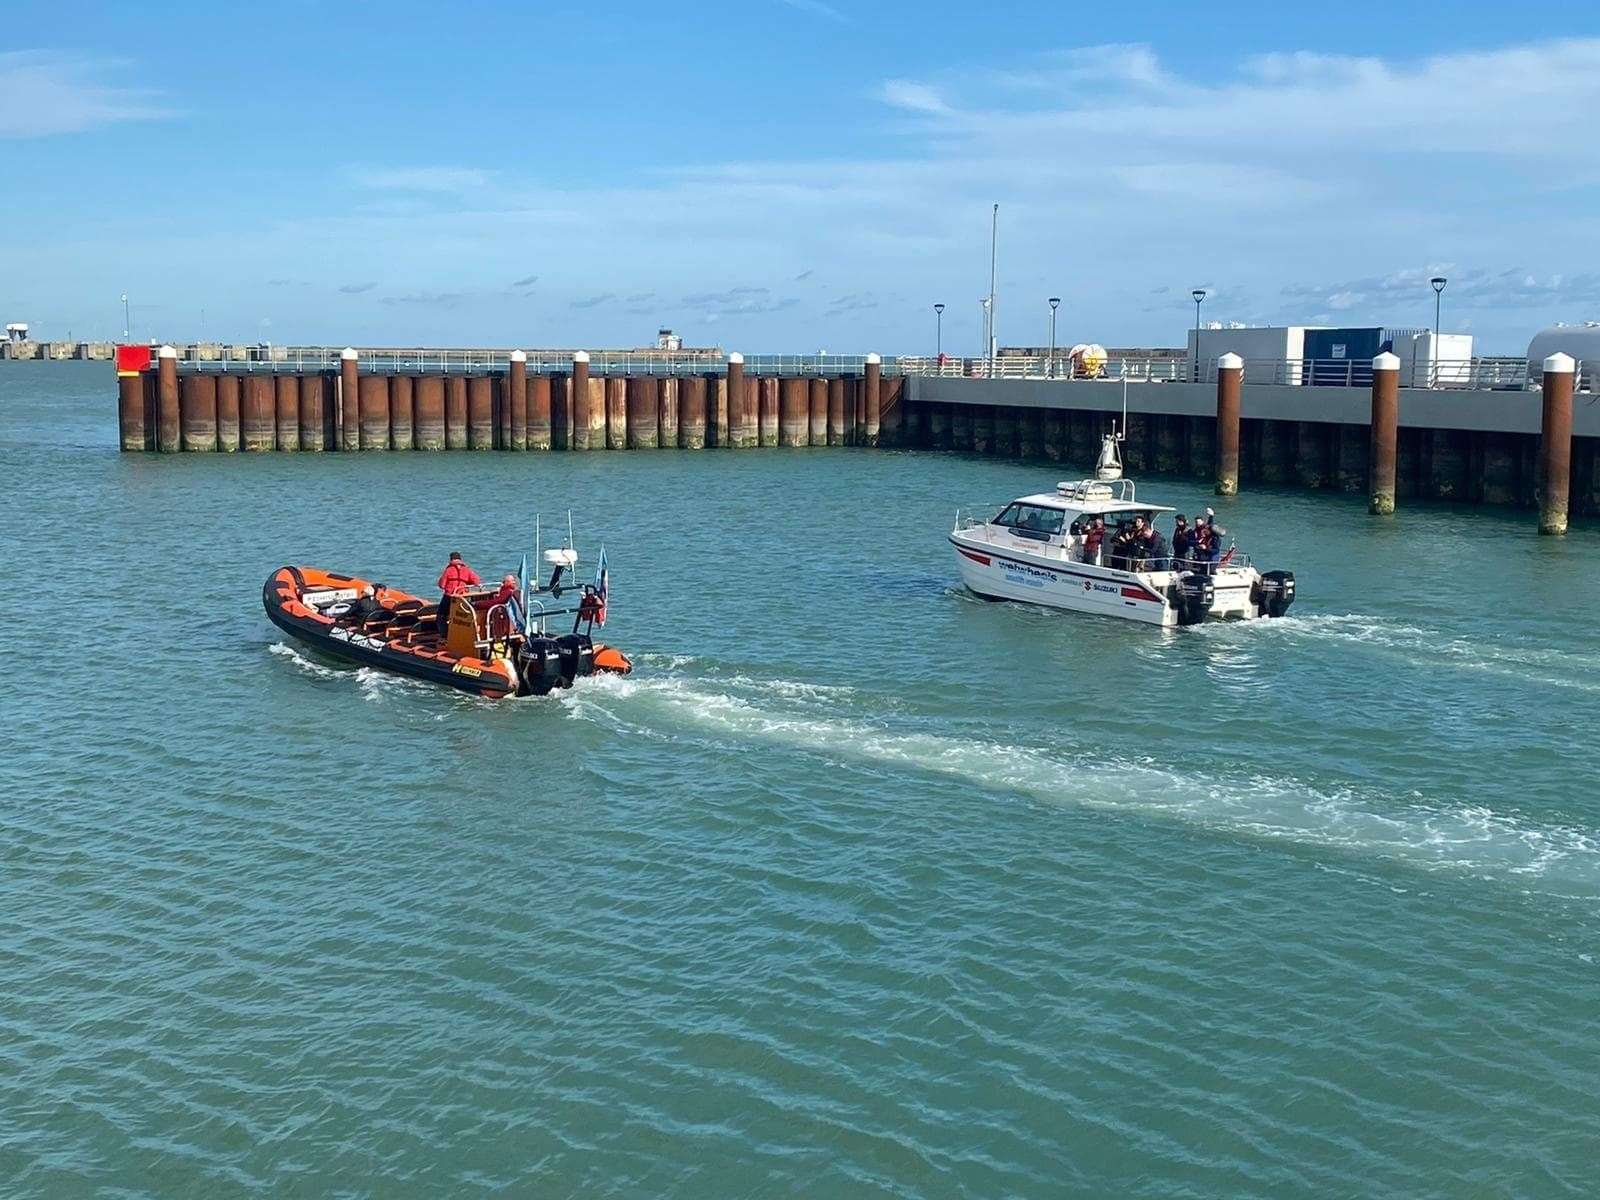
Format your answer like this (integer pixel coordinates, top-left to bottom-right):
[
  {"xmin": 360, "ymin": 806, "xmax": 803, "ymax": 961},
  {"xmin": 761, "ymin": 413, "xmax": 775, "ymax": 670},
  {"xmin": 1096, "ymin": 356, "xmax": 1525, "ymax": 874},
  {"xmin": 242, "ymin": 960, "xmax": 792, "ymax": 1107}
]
[
  {"xmin": 4, "ymin": 322, "xmax": 30, "ymax": 360},
  {"xmin": 656, "ymin": 328, "xmax": 683, "ymax": 351}
]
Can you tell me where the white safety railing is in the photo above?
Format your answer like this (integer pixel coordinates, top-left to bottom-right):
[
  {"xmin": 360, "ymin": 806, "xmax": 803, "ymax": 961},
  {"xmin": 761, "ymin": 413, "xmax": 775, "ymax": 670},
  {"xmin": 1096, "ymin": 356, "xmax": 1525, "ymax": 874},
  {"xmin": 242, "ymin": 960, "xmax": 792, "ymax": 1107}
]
[
  {"xmin": 902, "ymin": 355, "xmax": 1188, "ymax": 382},
  {"xmin": 178, "ymin": 347, "xmax": 897, "ymax": 377},
  {"xmin": 903, "ymin": 354, "xmax": 1579, "ymax": 392}
]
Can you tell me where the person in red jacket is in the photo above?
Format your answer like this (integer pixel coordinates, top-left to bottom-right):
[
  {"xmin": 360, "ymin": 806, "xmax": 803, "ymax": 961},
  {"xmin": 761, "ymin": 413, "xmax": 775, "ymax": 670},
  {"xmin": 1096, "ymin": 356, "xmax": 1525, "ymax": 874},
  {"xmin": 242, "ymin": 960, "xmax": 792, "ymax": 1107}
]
[{"xmin": 435, "ymin": 551, "xmax": 480, "ymax": 638}]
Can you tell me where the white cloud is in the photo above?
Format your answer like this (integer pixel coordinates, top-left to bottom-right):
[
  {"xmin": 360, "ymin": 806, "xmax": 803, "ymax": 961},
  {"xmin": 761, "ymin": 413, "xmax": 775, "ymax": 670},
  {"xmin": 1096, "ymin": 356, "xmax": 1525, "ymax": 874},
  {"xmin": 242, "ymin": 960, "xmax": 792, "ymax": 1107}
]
[
  {"xmin": 778, "ymin": 0, "xmax": 848, "ymax": 23},
  {"xmin": 350, "ymin": 166, "xmax": 493, "ymax": 192},
  {"xmin": 879, "ymin": 79, "xmax": 951, "ymax": 115},
  {"xmin": 21, "ymin": 38, "xmax": 1600, "ymax": 350},
  {"xmin": 0, "ymin": 51, "xmax": 168, "ymax": 137}
]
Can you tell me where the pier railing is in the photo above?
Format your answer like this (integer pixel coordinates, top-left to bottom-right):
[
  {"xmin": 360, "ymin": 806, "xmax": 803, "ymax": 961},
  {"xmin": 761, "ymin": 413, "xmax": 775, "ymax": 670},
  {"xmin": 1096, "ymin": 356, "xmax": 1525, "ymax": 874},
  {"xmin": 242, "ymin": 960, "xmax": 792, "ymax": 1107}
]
[
  {"xmin": 179, "ymin": 347, "xmax": 893, "ymax": 377},
  {"xmin": 898, "ymin": 355, "xmax": 1570, "ymax": 391}
]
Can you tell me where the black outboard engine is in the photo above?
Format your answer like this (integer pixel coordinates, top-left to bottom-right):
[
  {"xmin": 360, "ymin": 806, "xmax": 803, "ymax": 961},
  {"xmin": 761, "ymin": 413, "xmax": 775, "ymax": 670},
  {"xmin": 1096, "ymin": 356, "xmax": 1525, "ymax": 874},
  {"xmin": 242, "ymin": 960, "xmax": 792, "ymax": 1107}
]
[
  {"xmin": 1257, "ymin": 570, "xmax": 1296, "ymax": 618},
  {"xmin": 1172, "ymin": 572, "xmax": 1214, "ymax": 626},
  {"xmin": 516, "ymin": 635, "xmax": 564, "ymax": 696},
  {"xmin": 553, "ymin": 633, "xmax": 596, "ymax": 689}
]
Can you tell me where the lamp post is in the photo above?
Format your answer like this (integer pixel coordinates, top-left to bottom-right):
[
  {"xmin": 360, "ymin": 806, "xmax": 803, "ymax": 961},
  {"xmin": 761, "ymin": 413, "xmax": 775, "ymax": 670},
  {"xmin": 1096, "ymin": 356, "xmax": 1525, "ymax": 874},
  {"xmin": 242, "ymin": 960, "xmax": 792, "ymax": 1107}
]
[
  {"xmin": 120, "ymin": 293, "xmax": 130, "ymax": 341},
  {"xmin": 1048, "ymin": 297, "xmax": 1061, "ymax": 378},
  {"xmin": 934, "ymin": 303, "xmax": 945, "ymax": 358},
  {"xmin": 1191, "ymin": 288, "xmax": 1207, "ymax": 382},
  {"xmin": 1430, "ymin": 277, "xmax": 1447, "ymax": 388},
  {"xmin": 987, "ymin": 203, "xmax": 999, "ymax": 371}
]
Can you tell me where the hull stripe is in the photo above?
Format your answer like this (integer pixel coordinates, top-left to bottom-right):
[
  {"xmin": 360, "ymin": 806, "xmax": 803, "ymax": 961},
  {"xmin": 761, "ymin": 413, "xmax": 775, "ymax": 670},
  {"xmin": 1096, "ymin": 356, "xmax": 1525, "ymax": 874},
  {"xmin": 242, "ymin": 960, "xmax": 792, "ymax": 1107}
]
[{"xmin": 950, "ymin": 536, "xmax": 1164, "ymax": 603}]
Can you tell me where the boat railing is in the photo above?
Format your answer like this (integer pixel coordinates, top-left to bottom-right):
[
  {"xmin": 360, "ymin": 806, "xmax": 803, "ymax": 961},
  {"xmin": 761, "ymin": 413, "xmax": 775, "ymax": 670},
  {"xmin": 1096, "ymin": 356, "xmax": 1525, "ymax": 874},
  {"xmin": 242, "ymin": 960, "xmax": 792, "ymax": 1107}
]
[
  {"xmin": 954, "ymin": 506, "xmax": 1008, "ymax": 537},
  {"xmin": 954, "ymin": 511, "xmax": 1255, "ymax": 573}
]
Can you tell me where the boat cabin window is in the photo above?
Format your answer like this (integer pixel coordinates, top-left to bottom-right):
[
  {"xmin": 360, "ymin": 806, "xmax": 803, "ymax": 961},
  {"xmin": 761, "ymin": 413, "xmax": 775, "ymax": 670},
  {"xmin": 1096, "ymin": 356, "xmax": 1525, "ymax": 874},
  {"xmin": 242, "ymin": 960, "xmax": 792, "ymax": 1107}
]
[{"xmin": 991, "ymin": 503, "xmax": 1066, "ymax": 541}]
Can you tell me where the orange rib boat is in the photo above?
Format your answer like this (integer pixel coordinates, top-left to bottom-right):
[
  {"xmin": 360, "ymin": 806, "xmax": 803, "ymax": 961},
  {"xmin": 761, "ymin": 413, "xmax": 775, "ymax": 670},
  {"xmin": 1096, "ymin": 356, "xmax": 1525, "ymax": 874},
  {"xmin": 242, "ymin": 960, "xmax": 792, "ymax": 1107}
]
[{"xmin": 263, "ymin": 565, "xmax": 631, "ymax": 699}]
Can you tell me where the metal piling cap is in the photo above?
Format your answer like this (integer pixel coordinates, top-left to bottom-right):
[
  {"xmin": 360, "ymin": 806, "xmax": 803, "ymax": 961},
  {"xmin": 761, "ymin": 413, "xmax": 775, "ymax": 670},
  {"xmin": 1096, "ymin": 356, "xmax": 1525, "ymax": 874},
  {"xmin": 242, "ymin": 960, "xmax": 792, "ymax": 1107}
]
[
  {"xmin": 1372, "ymin": 351, "xmax": 1400, "ymax": 371},
  {"xmin": 1216, "ymin": 352, "xmax": 1243, "ymax": 370},
  {"xmin": 158, "ymin": 344, "xmax": 177, "ymax": 359},
  {"xmin": 727, "ymin": 351, "xmax": 743, "ymax": 365},
  {"xmin": 510, "ymin": 349, "xmax": 527, "ymax": 363},
  {"xmin": 573, "ymin": 350, "xmax": 590, "ymax": 364},
  {"xmin": 341, "ymin": 347, "xmax": 358, "ymax": 360},
  {"xmin": 1544, "ymin": 351, "xmax": 1576, "ymax": 374}
]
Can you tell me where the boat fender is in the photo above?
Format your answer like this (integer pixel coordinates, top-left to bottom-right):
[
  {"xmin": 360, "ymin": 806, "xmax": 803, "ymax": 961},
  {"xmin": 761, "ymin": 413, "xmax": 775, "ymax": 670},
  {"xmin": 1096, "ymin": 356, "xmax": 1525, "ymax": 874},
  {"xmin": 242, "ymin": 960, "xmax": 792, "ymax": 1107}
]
[{"xmin": 1258, "ymin": 570, "xmax": 1296, "ymax": 618}]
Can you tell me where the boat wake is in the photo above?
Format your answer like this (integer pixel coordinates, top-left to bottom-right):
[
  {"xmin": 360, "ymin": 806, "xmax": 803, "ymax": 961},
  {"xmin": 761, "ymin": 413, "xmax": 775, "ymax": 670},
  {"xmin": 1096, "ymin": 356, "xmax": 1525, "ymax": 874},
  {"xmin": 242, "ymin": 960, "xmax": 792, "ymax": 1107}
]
[
  {"xmin": 267, "ymin": 641, "xmax": 424, "ymax": 704},
  {"xmin": 568, "ymin": 661, "xmax": 1600, "ymax": 898},
  {"xmin": 1205, "ymin": 612, "xmax": 1600, "ymax": 693}
]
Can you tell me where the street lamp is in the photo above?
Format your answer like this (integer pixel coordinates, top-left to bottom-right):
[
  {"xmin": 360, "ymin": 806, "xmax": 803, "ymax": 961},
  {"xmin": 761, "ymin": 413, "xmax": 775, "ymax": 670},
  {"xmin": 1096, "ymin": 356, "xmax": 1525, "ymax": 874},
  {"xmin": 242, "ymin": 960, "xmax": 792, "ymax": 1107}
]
[
  {"xmin": 1429, "ymin": 276, "xmax": 1448, "ymax": 387},
  {"xmin": 988, "ymin": 203, "xmax": 999, "ymax": 369},
  {"xmin": 980, "ymin": 297, "xmax": 992, "ymax": 368},
  {"xmin": 120, "ymin": 293, "xmax": 130, "ymax": 341},
  {"xmin": 934, "ymin": 302, "xmax": 945, "ymax": 358},
  {"xmin": 1048, "ymin": 297, "xmax": 1061, "ymax": 378},
  {"xmin": 1191, "ymin": 289, "xmax": 1207, "ymax": 381}
]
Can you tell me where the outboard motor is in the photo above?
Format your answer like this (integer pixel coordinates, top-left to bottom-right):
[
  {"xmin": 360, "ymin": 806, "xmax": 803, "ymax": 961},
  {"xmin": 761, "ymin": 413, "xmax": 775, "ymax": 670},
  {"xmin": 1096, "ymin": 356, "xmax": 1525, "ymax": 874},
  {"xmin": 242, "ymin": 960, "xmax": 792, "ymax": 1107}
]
[
  {"xmin": 516, "ymin": 635, "xmax": 564, "ymax": 696},
  {"xmin": 553, "ymin": 633, "xmax": 596, "ymax": 688},
  {"xmin": 1257, "ymin": 570, "xmax": 1296, "ymax": 618},
  {"xmin": 1172, "ymin": 572, "xmax": 1214, "ymax": 626}
]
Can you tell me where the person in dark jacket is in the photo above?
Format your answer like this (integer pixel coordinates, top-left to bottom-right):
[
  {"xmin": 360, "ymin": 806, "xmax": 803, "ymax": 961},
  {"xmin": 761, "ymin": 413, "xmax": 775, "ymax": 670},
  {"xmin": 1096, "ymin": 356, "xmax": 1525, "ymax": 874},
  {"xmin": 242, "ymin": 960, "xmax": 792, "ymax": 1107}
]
[
  {"xmin": 1170, "ymin": 514, "xmax": 1192, "ymax": 567},
  {"xmin": 1140, "ymin": 517, "xmax": 1169, "ymax": 569}
]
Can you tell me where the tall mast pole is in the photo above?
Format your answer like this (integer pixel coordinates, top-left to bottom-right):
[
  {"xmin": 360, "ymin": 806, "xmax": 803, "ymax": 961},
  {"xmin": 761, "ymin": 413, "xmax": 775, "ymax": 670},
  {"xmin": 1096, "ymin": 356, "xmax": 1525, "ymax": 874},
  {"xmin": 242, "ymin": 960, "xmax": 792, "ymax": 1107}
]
[{"xmin": 988, "ymin": 203, "xmax": 998, "ymax": 369}]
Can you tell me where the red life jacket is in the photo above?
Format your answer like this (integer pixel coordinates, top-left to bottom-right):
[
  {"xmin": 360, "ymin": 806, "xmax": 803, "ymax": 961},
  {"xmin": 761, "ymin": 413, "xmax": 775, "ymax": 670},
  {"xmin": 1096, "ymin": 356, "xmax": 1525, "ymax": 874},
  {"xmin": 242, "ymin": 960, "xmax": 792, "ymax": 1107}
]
[{"xmin": 437, "ymin": 561, "xmax": 480, "ymax": 595}]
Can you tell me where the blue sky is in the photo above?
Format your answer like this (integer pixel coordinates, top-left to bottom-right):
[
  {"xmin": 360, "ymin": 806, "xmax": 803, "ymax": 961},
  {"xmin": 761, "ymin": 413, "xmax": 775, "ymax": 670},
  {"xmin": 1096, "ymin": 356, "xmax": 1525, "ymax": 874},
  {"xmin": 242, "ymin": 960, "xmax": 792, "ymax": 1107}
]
[{"xmin": 4, "ymin": 1, "xmax": 1598, "ymax": 354}]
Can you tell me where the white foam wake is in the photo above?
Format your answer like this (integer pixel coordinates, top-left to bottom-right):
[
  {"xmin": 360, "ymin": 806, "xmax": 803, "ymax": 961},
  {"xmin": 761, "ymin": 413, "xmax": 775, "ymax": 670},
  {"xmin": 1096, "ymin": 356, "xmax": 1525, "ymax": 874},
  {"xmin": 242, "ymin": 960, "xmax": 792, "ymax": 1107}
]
[
  {"xmin": 267, "ymin": 641, "xmax": 423, "ymax": 704},
  {"xmin": 1219, "ymin": 612, "xmax": 1600, "ymax": 692},
  {"xmin": 569, "ymin": 669, "xmax": 1600, "ymax": 897}
]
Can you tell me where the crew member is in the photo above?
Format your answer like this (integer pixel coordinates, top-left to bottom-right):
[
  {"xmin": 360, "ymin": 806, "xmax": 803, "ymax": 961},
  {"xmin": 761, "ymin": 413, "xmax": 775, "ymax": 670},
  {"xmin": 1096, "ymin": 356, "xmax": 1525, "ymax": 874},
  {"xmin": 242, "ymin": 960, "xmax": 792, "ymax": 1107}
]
[
  {"xmin": 489, "ymin": 573, "xmax": 522, "ymax": 636},
  {"xmin": 1082, "ymin": 516, "xmax": 1105, "ymax": 565},
  {"xmin": 1138, "ymin": 516, "xmax": 1168, "ymax": 569},
  {"xmin": 1171, "ymin": 514, "xmax": 1192, "ymax": 567},
  {"xmin": 1197, "ymin": 508, "xmax": 1226, "ymax": 572},
  {"xmin": 1109, "ymin": 519, "xmax": 1138, "ymax": 570},
  {"xmin": 1193, "ymin": 515, "xmax": 1219, "ymax": 576},
  {"xmin": 435, "ymin": 551, "xmax": 480, "ymax": 638}
]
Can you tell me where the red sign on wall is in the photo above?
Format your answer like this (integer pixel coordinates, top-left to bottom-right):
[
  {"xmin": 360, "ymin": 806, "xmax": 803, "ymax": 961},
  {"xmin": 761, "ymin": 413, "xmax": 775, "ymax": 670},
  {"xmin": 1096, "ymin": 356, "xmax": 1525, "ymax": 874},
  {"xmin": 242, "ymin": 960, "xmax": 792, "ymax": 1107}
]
[{"xmin": 115, "ymin": 344, "xmax": 152, "ymax": 375}]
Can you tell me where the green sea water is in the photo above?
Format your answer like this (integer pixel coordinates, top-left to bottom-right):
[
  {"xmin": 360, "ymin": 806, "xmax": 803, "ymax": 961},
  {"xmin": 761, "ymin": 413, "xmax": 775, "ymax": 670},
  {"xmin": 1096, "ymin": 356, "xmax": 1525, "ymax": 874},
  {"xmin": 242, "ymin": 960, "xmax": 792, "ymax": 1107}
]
[{"xmin": 2, "ymin": 362, "xmax": 1597, "ymax": 1197}]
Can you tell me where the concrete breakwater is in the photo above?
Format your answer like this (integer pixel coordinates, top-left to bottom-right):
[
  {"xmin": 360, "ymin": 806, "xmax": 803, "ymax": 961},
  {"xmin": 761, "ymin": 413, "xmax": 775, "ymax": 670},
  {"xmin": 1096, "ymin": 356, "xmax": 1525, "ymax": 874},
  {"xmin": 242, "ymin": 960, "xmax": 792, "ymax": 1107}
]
[{"xmin": 117, "ymin": 349, "xmax": 902, "ymax": 454}]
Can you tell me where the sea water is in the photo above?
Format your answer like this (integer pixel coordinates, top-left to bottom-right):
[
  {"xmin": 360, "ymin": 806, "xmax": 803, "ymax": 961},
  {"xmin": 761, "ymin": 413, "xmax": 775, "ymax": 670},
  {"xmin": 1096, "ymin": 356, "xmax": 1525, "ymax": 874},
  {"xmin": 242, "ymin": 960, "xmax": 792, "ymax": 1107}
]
[{"xmin": 2, "ymin": 362, "xmax": 1597, "ymax": 1197}]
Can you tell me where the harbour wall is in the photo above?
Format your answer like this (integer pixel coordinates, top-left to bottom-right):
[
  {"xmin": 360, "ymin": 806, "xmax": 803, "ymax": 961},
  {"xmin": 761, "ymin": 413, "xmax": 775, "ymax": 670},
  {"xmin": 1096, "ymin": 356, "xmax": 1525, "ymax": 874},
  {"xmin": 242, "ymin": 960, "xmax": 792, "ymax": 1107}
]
[
  {"xmin": 111, "ymin": 349, "xmax": 1595, "ymax": 522},
  {"xmin": 898, "ymin": 375, "xmax": 1600, "ymax": 516},
  {"xmin": 116, "ymin": 352, "xmax": 903, "ymax": 454}
]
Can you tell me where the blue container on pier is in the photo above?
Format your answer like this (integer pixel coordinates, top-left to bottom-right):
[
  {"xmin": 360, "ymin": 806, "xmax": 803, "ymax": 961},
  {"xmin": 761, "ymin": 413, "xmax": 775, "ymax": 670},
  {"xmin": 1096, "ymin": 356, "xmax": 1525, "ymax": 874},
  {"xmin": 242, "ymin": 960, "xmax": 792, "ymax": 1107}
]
[{"xmin": 1302, "ymin": 328, "xmax": 1383, "ymax": 386}]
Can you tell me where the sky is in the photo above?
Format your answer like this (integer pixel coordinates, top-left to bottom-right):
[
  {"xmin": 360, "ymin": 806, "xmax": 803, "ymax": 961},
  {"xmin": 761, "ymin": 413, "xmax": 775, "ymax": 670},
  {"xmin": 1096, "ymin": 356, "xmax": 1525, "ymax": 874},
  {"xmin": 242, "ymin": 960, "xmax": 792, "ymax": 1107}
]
[{"xmin": 4, "ymin": 1, "xmax": 1599, "ymax": 355}]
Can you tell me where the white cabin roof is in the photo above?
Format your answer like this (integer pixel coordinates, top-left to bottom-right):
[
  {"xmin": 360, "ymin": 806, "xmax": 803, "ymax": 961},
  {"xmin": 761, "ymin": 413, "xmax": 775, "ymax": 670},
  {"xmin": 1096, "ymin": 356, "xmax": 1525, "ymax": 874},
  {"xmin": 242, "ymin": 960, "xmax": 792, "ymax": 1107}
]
[{"xmin": 1009, "ymin": 480, "xmax": 1174, "ymax": 517}]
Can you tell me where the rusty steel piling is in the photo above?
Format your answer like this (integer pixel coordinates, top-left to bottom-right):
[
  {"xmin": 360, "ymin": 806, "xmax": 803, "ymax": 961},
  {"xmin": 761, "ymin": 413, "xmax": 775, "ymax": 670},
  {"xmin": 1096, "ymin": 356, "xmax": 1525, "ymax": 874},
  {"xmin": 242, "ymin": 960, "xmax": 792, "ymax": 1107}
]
[
  {"xmin": 1215, "ymin": 352, "xmax": 1242, "ymax": 495},
  {"xmin": 509, "ymin": 351, "xmax": 528, "ymax": 451},
  {"xmin": 1539, "ymin": 352, "xmax": 1576, "ymax": 534},
  {"xmin": 180, "ymin": 373, "xmax": 216, "ymax": 452},
  {"xmin": 1369, "ymin": 352, "xmax": 1400, "ymax": 515}
]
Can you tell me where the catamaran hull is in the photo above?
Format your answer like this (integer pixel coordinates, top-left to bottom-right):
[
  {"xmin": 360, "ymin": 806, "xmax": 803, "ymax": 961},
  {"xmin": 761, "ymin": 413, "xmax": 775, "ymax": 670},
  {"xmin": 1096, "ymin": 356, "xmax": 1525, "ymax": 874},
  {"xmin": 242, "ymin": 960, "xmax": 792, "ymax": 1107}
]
[{"xmin": 950, "ymin": 536, "xmax": 1260, "ymax": 626}]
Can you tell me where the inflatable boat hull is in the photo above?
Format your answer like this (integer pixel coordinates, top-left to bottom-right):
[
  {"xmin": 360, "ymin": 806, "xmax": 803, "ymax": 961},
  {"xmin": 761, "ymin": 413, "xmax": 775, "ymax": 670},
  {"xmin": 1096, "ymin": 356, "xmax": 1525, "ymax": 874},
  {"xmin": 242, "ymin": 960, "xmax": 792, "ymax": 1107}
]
[{"xmin": 263, "ymin": 566, "xmax": 629, "ymax": 699}]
